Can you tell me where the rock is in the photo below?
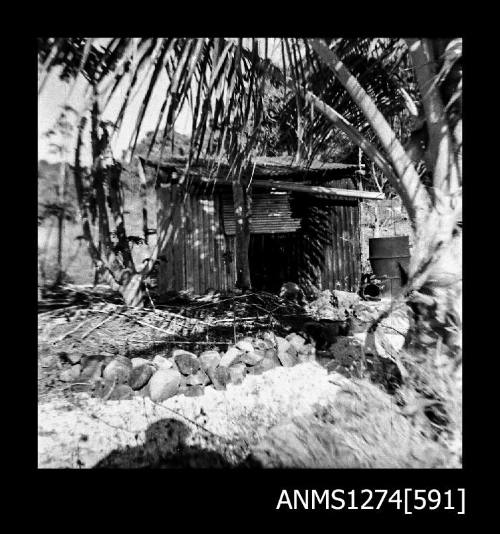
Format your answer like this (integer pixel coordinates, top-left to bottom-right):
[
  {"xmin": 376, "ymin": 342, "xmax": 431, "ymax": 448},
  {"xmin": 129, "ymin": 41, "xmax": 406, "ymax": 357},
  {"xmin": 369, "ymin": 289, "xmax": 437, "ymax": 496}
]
[
  {"xmin": 264, "ymin": 349, "xmax": 282, "ymax": 366},
  {"xmin": 297, "ymin": 347, "xmax": 316, "ymax": 363},
  {"xmin": 254, "ymin": 357, "xmax": 278, "ymax": 373},
  {"xmin": 275, "ymin": 336, "xmax": 291, "ymax": 354},
  {"xmin": 286, "ymin": 333, "xmax": 306, "ymax": 352},
  {"xmin": 186, "ymin": 368, "xmax": 210, "ymax": 386},
  {"xmin": 172, "ymin": 349, "xmax": 197, "ymax": 359},
  {"xmin": 247, "ymin": 365, "xmax": 264, "ymax": 375},
  {"xmin": 62, "ymin": 352, "xmax": 82, "ymax": 365},
  {"xmin": 131, "ymin": 357, "xmax": 154, "ymax": 369},
  {"xmin": 80, "ymin": 360, "xmax": 104, "ymax": 381},
  {"xmin": 330, "ymin": 337, "xmax": 364, "ymax": 360},
  {"xmin": 332, "ymin": 290, "xmax": 360, "ymax": 309},
  {"xmin": 262, "ymin": 331, "xmax": 277, "ymax": 344},
  {"xmin": 240, "ymin": 351, "xmax": 264, "ymax": 366},
  {"xmin": 137, "ymin": 383, "xmax": 150, "ymax": 398},
  {"xmin": 152, "ymin": 355, "xmax": 173, "ymax": 369},
  {"xmin": 174, "ymin": 352, "xmax": 201, "ymax": 375},
  {"xmin": 184, "ymin": 385, "xmax": 205, "ymax": 397},
  {"xmin": 353, "ymin": 332, "xmax": 367, "ymax": 345},
  {"xmin": 57, "ymin": 351, "xmax": 69, "ymax": 362},
  {"xmin": 59, "ymin": 364, "xmax": 81, "ymax": 382},
  {"xmin": 286, "ymin": 345, "xmax": 298, "ymax": 358},
  {"xmin": 235, "ymin": 340, "xmax": 254, "ymax": 353},
  {"xmin": 148, "ymin": 368, "xmax": 182, "ymax": 402},
  {"xmin": 40, "ymin": 355, "xmax": 56, "ymax": 368},
  {"xmin": 228, "ymin": 363, "xmax": 247, "ymax": 384},
  {"xmin": 129, "ymin": 365, "xmax": 155, "ymax": 390},
  {"xmin": 94, "ymin": 379, "xmax": 115, "ymax": 399},
  {"xmin": 219, "ymin": 347, "xmax": 242, "ymax": 367},
  {"xmin": 253, "ymin": 339, "xmax": 270, "ymax": 352},
  {"xmin": 199, "ymin": 351, "xmax": 221, "ymax": 374},
  {"xmin": 209, "ymin": 366, "xmax": 231, "ymax": 390},
  {"xmin": 265, "ymin": 348, "xmax": 278, "ymax": 360},
  {"xmin": 277, "ymin": 350, "xmax": 297, "ymax": 367},
  {"xmin": 103, "ymin": 356, "xmax": 132, "ymax": 385},
  {"xmin": 108, "ymin": 384, "xmax": 134, "ymax": 401},
  {"xmin": 70, "ymin": 383, "xmax": 93, "ymax": 394},
  {"xmin": 297, "ymin": 352, "xmax": 316, "ymax": 363},
  {"xmin": 81, "ymin": 354, "xmax": 114, "ymax": 367}
]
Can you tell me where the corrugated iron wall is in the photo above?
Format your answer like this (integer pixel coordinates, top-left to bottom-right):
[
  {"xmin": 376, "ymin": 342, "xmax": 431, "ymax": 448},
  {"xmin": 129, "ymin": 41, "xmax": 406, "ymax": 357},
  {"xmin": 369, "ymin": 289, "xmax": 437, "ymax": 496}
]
[
  {"xmin": 157, "ymin": 186, "xmax": 361, "ymax": 295},
  {"xmin": 318, "ymin": 203, "xmax": 361, "ymax": 293},
  {"xmin": 157, "ymin": 185, "xmax": 236, "ymax": 294}
]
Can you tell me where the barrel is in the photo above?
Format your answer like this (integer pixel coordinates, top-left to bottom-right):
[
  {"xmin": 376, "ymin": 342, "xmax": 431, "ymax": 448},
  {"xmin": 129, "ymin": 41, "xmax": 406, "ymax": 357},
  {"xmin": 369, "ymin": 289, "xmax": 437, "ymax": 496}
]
[{"xmin": 368, "ymin": 236, "xmax": 410, "ymax": 298}]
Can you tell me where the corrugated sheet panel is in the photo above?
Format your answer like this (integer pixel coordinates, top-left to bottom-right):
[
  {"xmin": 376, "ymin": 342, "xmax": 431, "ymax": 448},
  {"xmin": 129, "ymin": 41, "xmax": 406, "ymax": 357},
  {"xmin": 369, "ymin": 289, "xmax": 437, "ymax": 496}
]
[
  {"xmin": 222, "ymin": 191, "xmax": 301, "ymax": 235},
  {"xmin": 157, "ymin": 185, "xmax": 236, "ymax": 294},
  {"xmin": 318, "ymin": 203, "xmax": 361, "ymax": 292}
]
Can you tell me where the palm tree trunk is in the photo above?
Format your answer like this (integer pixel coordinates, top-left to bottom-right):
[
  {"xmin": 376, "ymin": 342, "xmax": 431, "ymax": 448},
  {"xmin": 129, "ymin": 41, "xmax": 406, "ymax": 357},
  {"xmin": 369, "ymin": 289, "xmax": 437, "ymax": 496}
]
[
  {"xmin": 73, "ymin": 114, "xmax": 146, "ymax": 307},
  {"xmin": 308, "ymin": 39, "xmax": 461, "ymax": 353}
]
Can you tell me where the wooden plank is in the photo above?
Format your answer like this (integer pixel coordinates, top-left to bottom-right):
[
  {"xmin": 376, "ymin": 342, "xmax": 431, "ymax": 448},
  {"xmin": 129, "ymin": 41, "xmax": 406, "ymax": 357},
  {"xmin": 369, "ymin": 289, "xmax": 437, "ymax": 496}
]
[
  {"xmin": 341, "ymin": 205, "xmax": 350, "ymax": 290},
  {"xmin": 136, "ymin": 157, "xmax": 149, "ymax": 243},
  {"xmin": 201, "ymin": 198, "xmax": 209, "ymax": 292},
  {"xmin": 214, "ymin": 194, "xmax": 224, "ymax": 291},
  {"xmin": 172, "ymin": 187, "xmax": 182, "ymax": 292},
  {"xmin": 329, "ymin": 207, "xmax": 336, "ymax": 290},
  {"xmin": 339, "ymin": 205, "xmax": 346, "ymax": 290},
  {"xmin": 252, "ymin": 180, "xmax": 385, "ymax": 200},
  {"xmin": 346, "ymin": 205, "xmax": 355, "ymax": 291},
  {"xmin": 353, "ymin": 203, "xmax": 362, "ymax": 289},
  {"xmin": 185, "ymin": 195, "xmax": 194, "ymax": 292},
  {"xmin": 351, "ymin": 204, "xmax": 360, "ymax": 291},
  {"xmin": 157, "ymin": 187, "xmax": 175, "ymax": 293},
  {"xmin": 335, "ymin": 206, "xmax": 342, "ymax": 290},
  {"xmin": 207, "ymin": 198, "xmax": 217, "ymax": 290},
  {"xmin": 192, "ymin": 197, "xmax": 201, "ymax": 294},
  {"xmin": 198, "ymin": 197, "xmax": 206, "ymax": 294},
  {"xmin": 212, "ymin": 195, "xmax": 220, "ymax": 290}
]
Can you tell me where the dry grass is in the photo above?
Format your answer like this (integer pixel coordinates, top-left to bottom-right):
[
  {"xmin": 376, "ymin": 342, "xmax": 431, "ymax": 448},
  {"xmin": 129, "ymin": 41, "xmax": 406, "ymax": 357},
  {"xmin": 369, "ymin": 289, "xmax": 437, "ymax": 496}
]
[{"xmin": 250, "ymin": 369, "xmax": 461, "ymax": 468}]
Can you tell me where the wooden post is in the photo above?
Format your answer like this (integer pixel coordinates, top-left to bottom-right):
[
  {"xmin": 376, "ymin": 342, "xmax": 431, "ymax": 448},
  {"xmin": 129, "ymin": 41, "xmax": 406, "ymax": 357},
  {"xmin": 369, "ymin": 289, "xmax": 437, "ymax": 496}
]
[
  {"xmin": 55, "ymin": 160, "xmax": 67, "ymax": 285},
  {"xmin": 136, "ymin": 157, "xmax": 149, "ymax": 244},
  {"xmin": 232, "ymin": 176, "xmax": 252, "ymax": 290}
]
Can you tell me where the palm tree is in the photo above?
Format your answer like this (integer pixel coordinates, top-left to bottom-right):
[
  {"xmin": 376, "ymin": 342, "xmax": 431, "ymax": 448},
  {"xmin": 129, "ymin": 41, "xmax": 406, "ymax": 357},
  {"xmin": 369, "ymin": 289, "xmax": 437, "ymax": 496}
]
[{"xmin": 38, "ymin": 37, "xmax": 461, "ymax": 353}]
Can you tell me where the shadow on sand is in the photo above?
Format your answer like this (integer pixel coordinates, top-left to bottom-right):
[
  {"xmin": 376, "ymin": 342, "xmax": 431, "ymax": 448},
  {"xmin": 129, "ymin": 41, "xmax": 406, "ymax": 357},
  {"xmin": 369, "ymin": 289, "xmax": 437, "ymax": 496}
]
[{"xmin": 93, "ymin": 418, "xmax": 262, "ymax": 469}]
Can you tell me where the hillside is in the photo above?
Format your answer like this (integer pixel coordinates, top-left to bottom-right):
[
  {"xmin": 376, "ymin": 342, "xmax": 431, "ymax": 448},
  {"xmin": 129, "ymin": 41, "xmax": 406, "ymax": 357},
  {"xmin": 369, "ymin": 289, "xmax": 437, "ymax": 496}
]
[{"xmin": 37, "ymin": 129, "xmax": 191, "ymax": 285}]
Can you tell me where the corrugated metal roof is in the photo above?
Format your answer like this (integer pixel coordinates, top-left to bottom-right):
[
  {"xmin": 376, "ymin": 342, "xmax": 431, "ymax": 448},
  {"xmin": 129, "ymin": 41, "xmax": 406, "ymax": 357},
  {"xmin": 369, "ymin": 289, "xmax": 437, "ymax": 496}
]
[{"xmin": 141, "ymin": 155, "xmax": 359, "ymax": 184}]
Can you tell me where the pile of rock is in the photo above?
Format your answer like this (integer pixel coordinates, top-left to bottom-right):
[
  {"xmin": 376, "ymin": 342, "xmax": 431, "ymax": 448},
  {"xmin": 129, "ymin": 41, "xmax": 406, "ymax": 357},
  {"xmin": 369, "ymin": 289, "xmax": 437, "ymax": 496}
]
[
  {"xmin": 59, "ymin": 332, "xmax": 316, "ymax": 402},
  {"xmin": 305, "ymin": 289, "xmax": 360, "ymax": 321}
]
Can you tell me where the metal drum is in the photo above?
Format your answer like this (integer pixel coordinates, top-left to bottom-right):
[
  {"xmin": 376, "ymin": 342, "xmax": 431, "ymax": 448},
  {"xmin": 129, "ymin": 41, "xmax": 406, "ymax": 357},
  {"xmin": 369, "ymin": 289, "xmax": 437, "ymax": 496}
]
[{"xmin": 368, "ymin": 236, "xmax": 410, "ymax": 298}]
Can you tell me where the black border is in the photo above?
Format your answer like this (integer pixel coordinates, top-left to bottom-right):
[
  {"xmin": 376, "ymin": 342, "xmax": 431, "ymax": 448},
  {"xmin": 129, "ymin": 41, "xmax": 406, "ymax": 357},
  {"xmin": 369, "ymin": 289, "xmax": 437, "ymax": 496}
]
[{"xmin": 5, "ymin": 12, "xmax": 487, "ymax": 522}]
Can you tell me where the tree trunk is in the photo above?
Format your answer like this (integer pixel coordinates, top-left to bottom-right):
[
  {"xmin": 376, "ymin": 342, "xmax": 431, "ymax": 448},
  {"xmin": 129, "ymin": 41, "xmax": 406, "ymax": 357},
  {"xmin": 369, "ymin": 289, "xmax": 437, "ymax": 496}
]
[
  {"xmin": 55, "ymin": 160, "xmax": 67, "ymax": 285},
  {"xmin": 121, "ymin": 272, "xmax": 145, "ymax": 307},
  {"xmin": 73, "ymin": 112, "xmax": 146, "ymax": 308},
  {"xmin": 232, "ymin": 178, "xmax": 252, "ymax": 290},
  {"xmin": 56, "ymin": 210, "xmax": 64, "ymax": 284}
]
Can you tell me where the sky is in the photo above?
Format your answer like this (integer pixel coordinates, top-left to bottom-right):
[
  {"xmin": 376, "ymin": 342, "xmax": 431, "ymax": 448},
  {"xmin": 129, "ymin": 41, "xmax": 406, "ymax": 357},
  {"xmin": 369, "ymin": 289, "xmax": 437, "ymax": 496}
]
[{"xmin": 38, "ymin": 67, "xmax": 192, "ymax": 166}]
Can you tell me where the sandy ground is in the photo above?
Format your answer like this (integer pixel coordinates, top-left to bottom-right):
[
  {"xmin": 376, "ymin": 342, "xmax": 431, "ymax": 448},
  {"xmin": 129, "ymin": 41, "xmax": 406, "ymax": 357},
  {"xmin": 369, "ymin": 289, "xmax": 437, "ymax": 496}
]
[{"xmin": 38, "ymin": 362, "xmax": 342, "ymax": 468}]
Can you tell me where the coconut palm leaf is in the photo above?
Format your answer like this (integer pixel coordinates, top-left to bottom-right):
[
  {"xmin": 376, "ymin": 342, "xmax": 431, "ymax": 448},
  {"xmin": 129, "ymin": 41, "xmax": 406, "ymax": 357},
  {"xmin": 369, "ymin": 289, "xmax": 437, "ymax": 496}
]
[{"xmin": 38, "ymin": 36, "xmax": 426, "ymax": 186}]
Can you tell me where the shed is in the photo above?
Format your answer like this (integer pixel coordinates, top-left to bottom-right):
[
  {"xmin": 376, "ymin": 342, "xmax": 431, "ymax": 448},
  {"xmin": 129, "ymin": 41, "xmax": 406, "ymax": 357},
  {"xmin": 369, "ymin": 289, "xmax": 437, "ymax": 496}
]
[{"xmin": 149, "ymin": 156, "xmax": 384, "ymax": 295}]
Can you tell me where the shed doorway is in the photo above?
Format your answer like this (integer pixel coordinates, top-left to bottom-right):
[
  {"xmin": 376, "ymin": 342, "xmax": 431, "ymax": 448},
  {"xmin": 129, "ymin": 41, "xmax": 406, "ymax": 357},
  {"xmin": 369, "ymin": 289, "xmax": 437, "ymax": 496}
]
[{"xmin": 249, "ymin": 233, "xmax": 300, "ymax": 293}]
